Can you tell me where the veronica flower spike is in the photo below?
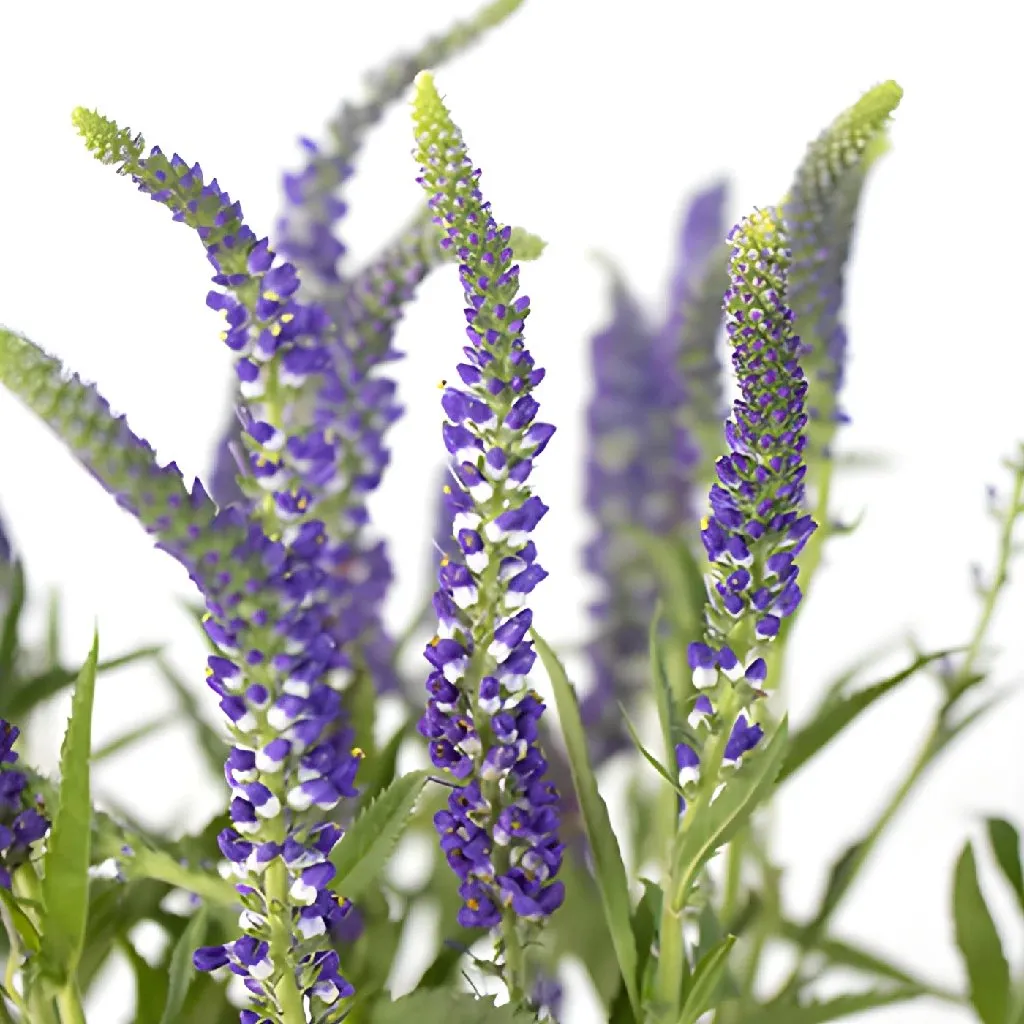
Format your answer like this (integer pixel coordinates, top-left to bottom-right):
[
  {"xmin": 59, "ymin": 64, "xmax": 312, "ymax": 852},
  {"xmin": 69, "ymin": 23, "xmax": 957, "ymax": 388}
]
[
  {"xmin": 412, "ymin": 72, "xmax": 564, "ymax": 999},
  {"xmin": 675, "ymin": 206, "xmax": 815, "ymax": 796},
  {"xmin": 73, "ymin": 109, "xmax": 358, "ymax": 1023}
]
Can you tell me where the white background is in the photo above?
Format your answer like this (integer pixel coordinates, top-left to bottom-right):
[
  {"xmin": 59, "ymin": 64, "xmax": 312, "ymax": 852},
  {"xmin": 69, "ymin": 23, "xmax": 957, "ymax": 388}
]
[{"xmin": 0, "ymin": 1, "xmax": 1022, "ymax": 1021}]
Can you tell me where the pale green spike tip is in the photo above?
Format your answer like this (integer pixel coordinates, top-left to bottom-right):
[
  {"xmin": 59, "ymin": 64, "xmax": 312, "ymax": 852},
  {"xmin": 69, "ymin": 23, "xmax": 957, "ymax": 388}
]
[
  {"xmin": 71, "ymin": 106, "xmax": 144, "ymax": 166},
  {"xmin": 412, "ymin": 70, "xmax": 445, "ymax": 123},
  {"xmin": 739, "ymin": 207, "xmax": 785, "ymax": 252},
  {"xmin": 850, "ymin": 80, "xmax": 903, "ymax": 131}
]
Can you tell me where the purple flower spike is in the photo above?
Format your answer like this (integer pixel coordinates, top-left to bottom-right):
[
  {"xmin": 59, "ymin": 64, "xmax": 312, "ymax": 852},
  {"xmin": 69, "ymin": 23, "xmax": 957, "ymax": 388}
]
[
  {"xmin": 682, "ymin": 207, "xmax": 817, "ymax": 804},
  {"xmin": 0, "ymin": 719, "xmax": 51, "ymax": 889},
  {"xmin": 413, "ymin": 72, "xmax": 564, "ymax": 941}
]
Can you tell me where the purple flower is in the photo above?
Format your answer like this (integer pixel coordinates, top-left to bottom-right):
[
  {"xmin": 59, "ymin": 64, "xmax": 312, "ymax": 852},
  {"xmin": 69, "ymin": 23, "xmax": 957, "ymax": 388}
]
[
  {"xmin": 0, "ymin": 720, "xmax": 50, "ymax": 890},
  {"xmin": 682, "ymin": 208, "xmax": 816, "ymax": 789},
  {"xmin": 275, "ymin": 0, "xmax": 526, "ymax": 290},
  {"xmin": 73, "ymin": 109, "xmax": 357, "ymax": 1017},
  {"xmin": 413, "ymin": 73, "xmax": 564, "ymax": 934}
]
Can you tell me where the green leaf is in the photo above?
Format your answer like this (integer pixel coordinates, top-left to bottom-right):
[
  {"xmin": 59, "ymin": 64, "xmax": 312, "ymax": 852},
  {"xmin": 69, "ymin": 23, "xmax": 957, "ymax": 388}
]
[
  {"xmin": 357, "ymin": 721, "xmax": 410, "ymax": 805},
  {"xmin": 778, "ymin": 919, "xmax": 960, "ymax": 1001},
  {"xmin": 621, "ymin": 706, "xmax": 685, "ymax": 796},
  {"xmin": 39, "ymin": 633, "xmax": 99, "ymax": 984},
  {"xmin": 987, "ymin": 817, "xmax": 1024, "ymax": 916},
  {"xmin": 670, "ymin": 720, "xmax": 789, "ymax": 913},
  {"xmin": 369, "ymin": 989, "xmax": 534, "ymax": 1024},
  {"xmin": 953, "ymin": 841, "xmax": 1010, "ymax": 1024},
  {"xmin": 91, "ymin": 832, "xmax": 238, "ymax": 908},
  {"xmin": 0, "ymin": 886, "xmax": 41, "ymax": 953},
  {"xmin": 741, "ymin": 987, "xmax": 925, "ymax": 1024},
  {"xmin": 677, "ymin": 935, "xmax": 736, "ymax": 1024},
  {"xmin": 779, "ymin": 649, "xmax": 953, "ymax": 785},
  {"xmin": 158, "ymin": 906, "xmax": 208, "ymax": 1024},
  {"xmin": 0, "ymin": 560, "xmax": 26, "ymax": 689},
  {"xmin": 532, "ymin": 629, "xmax": 640, "ymax": 1019},
  {"xmin": 330, "ymin": 770, "xmax": 431, "ymax": 901}
]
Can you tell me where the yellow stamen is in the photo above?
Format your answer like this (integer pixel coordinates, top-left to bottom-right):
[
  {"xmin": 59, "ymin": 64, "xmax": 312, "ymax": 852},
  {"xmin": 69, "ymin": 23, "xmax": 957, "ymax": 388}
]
[{"xmin": 263, "ymin": 290, "xmax": 281, "ymax": 302}]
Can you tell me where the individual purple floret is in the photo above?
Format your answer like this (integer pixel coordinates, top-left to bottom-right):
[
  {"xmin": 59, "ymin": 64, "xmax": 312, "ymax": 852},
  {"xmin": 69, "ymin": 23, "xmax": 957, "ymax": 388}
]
[
  {"xmin": 412, "ymin": 73, "xmax": 564, "ymax": 956},
  {"xmin": 0, "ymin": 720, "xmax": 50, "ymax": 890}
]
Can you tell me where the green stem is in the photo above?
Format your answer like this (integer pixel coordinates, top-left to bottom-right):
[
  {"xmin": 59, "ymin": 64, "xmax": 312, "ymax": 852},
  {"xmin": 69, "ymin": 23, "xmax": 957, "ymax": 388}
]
[
  {"xmin": 956, "ymin": 449, "xmax": 1024, "ymax": 690},
  {"xmin": 264, "ymin": 860, "xmax": 307, "ymax": 1024},
  {"xmin": 55, "ymin": 984, "xmax": 87, "ymax": 1024},
  {"xmin": 501, "ymin": 911, "xmax": 526, "ymax": 1004}
]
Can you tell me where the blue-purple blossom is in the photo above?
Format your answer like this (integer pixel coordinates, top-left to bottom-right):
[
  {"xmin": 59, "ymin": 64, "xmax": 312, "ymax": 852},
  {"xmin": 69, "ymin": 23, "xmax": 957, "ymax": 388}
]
[
  {"xmin": 412, "ymin": 73, "xmax": 564, "ymax": 938},
  {"xmin": 73, "ymin": 109, "xmax": 359, "ymax": 1020},
  {"xmin": 0, "ymin": 720, "xmax": 50, "ymax": 890},
  {"xmin": 580, "ymin": 271, "xmax": 681, "ymax": 762},
  {"xmin": 680, "ymin": 207, "xmax": 815, "ymax": 794},
  {"xmin": 579, "ymin": 186, "xmax": 729, "ymax": 765}
]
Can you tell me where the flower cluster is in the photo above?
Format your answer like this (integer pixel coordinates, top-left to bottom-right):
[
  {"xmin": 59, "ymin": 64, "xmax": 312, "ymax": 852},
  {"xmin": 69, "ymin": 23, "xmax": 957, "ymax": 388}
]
[
  {"xmin": 0, "ymin": 720, "xmax": 50, "ymax": 890},
  {"xmin": 580, "ymin": 272, "xmax": 679, "ymax": 762},
  {"xmin": 581, "ymin": 183, "xmax": 729, "ymax": 763},
  {"xmin": 784, "ymin": 80, "xmax": 902, "ymax": 454},
  {"xmin": 412, "ymin": 72, "xmax": 565, "ymax": 935},
  {"xmin": 676, "ymin": 208, "xmax": 815, "ymax": 786},
  {"xmin": 275, "ymin": 0, "xmax": 525, "ymax": 292},
  {"xmin": 73, "ymin": 110, "xmax": 359, "ymax": 1020}
]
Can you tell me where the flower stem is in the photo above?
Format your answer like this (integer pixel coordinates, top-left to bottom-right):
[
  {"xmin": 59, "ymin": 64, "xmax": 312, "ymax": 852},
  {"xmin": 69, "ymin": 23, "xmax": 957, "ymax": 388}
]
[
  {"xmin": 55, "ymin": 984, "xmax": 87, "ymax": 1024},
  {"xmin": 264, "ymin": 860, "xmax": 307, "ymax": 1024},
  {"xmin": 501, "ymin": 911, "xmax": 526, "ymax": 1004}
]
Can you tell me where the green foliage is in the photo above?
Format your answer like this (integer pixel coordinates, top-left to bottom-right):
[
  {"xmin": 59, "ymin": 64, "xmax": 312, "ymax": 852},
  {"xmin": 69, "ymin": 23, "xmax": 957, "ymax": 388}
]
[
  {"xmin": 369, "ymin": 989, "xmax": 535, "ymax": 1023},
  {"xmin": 676, "ymin": 935, "xmax": 736, "ymax": 1024},
  {"xmin": 533, "ymin": 629, "xmax": 641, "ymax": 1019},
  {"xmin": 987, "ymin": 818, "xmax": 1024, "ymax": 916},
  {"xmin": 330, "ymin": 770, "xmax": 432, "ymax": 901},
  {"xmin": 158, "ymin": 906, "xmax": 208, "ymax": 1024},
  {"xmin": 670, "ymin": 721, "xmax": 789, "ymax": 914},
  {"xmin": 953, "ymin": 841, "xmax": 1010, "ymax": 1024},
  {"xmin": 778, "ymin": 648, "xmax": 955, "ymax": 784},
  {"xmin": 741, "ymin": 987, "xmax": 927, "ymax": 1024},
  {"xmin": 38, "ymin": 634, "xmax": 99, "ymax": 985}
]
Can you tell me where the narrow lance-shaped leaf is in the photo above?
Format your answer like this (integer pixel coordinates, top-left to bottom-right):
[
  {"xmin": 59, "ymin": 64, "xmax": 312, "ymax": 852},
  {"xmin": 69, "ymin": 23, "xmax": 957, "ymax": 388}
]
[
  {"xmin": 158, "ymin": 906, "xmax": 209, "ymax": 1024},
  {"xmin": 778, "ymin": 648, "xmax": 954, "ymax": 784},
  {"xmin": 533, "ymin": 630, "xmax": 641, "ymax": 1019},
  {"xmin": 987, "ymin": 817, "xmax": 1024, "ymax": 917},
  {"xmin": 953, "ymin": 840, "xmax": 1010, "ymax": 1024},
  {"xmin": 329, "ymin": 770, "xmax": 431, "ymax": 901},
  {"xmin": 39, "ymin": 634, "xmax": 99, "ymax": 984},
  {"xmin": 740, "ymin": 987, "xmax": 927, "ymax": 1024}
]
